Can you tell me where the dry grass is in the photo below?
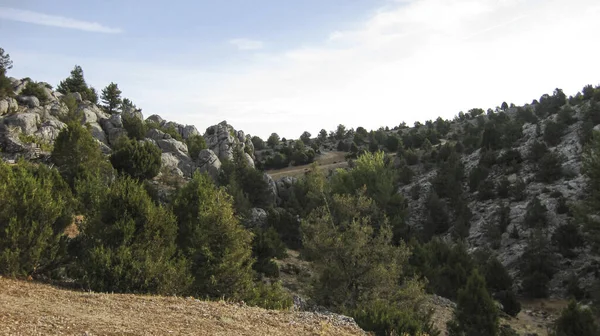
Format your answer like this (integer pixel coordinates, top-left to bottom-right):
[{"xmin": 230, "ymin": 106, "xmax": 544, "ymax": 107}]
[
  {"xmin": 267, "ymin": 151, "xmax": 348, "ymax": 180},
  {"xmin": 0, "ymin": 277, "xmax": 365, "ymax": 336}
]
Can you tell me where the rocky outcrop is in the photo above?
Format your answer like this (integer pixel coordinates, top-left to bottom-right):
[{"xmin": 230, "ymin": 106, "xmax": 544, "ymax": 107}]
[
  {"xmin": 246, "ymin": 208, "xmax": 268, "ymax": 228},
  {"xmin": 35, "ymin": 120, "xmax": 66, "ymax": 142},
  {"xmin": 3, "ymin": 113, "xmax": 40, "ymax": 135},
  {"xmin": 264, "ymin": 173, "xmax": 278, "ymax": 204},
  {"xmin": 204, "ymin": 121, "xmax": 254, "ymax": 163},
  {"xmin": 196, "ymin": 149, "xmax": 221, "ymax": 181}
]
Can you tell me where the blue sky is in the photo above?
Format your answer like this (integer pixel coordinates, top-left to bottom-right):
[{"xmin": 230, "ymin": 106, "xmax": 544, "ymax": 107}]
[{"xmin": 2, "ymin": 0, "xmax": 600, "ymax": 138}]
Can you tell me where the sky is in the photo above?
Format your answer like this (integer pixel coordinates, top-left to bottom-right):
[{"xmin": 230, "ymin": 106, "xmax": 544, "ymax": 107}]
[{"xmin": 1, "ymin": 0, "xmax": 600, "ymax": 139}]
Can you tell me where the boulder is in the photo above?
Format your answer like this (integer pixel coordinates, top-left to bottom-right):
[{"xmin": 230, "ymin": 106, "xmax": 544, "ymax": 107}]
[
  {"xmin": 0, "ymin": 100, "xmax": 8, "ymax": 116},
  {"xmin": 246, "ymin": 208, "xmax": 268, "ymax": 228},
  {"xmin": 88, "ymin": 122, "xmax": 108, "ymax": 144},
  {"xmin": 244, "ymin": 153, "xmax": 255, "ymax": 168},
  {"xmin": 196, "ymin": 149, "xmax": 221, "ymax": 181},
  {"xmin": 34, "ymin": 119, "xmax": 66, "ymax": 142},
  {"xmin": 66, "ymin": 92, "xmax": 83, "ymax": 103},
  {"xmin": 156, "ymin": 138, "xmax": 188, "ymax": 154},
  {"xmin": 3, "ymin": 113, "xmax": 40, "ymax": 135},
  {"xmin": 16, "ymin": 96, "xmax": 40, "ymax": 108},
  {"xmin": 182, "ymin": 125, "xmax": 199, "ymax": 140},
  {"xmin": 146, "ymin": 128, "xmax": 170, "ymax": 141},
  {"xmin": 13, "ymin": 79, "xmax": 27, "ymax": 95},
  {"xmin": 263, "ymin": 173, "xmax": 279, "ymax": 204},
  {"xmin": 146, "ymin": 114, "xmax": 165, "ymax": 125},
  {"xmin": 123, "ymin": 106, "xmax": 144, "ymax": 121},
  {"xmin": 81, "ymin": 107, "xmax": 98, "ymax": 124},
  {"xmin": 161, "ymin": 152, "xmax": 194, "ymax": 177},
  {"xmin": 49, "ymin": 101, "xmax": 68, "ymax": 119}
]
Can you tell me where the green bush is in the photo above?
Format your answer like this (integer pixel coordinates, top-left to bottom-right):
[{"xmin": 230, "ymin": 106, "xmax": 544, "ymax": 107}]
[
  {"xmin": 544, "ymin": 120, "xmax": 564, "ymax": 146},
  {"xmin": 110, "ymin": 137, "xmax": 162, "ymax": 180},
  {"xmin": 552, "ymin": 222, "xmax": 583, "ymax": 258},
  {"xmin": 529, "ymin": 141, "xmax": 549, "ymax": 162},
  {"xmin": 77, "ymin": 176, "xmax": 191, "ymax": 294},
  {"xmin": 524, "ymin": 197, "xmax": 548, "ymax": 229},
  {"xmin": 172, "ymin": 172, "xmax": 255, "ymax": 300},
  {"xmin": 520, "ymin": 231, "xmax": 556, "ymax": 298},
  {"xmin": 186, "ymin": 134, "xmax": 207, "ymax": 160},
  {"xmin": 447, "ymin": 270, "xmax": 499, "ymax": 336},
  {"xmin": 0, "ymin": 160, "xmax": 73, "ymax": 277},
  {"xmin": 251, "ymin": 136, "xmax": 265, "ymax": 150},
  {"xmin": 537, "ymin": 151, "xmax": 563, "ymax": 183},
  {"xmin": 21, "ymin": 81, "xmax": 49, "ymax": 103},
  {"xmin": 352, "ymin": 300, "xmax": 437, "ymax": 336},
  {"xmin": 252, "ymin": 226, "xmax": 287, "ymax": 277},
  {"xmin": 477, "ymin": 179, "xmax": 496, "ymax": 201},
  {"xmin": 245, "ymin": 281, "xmax": 293, "ymax": 310},
  {"xmin": 52, "ymin": 121, "xmax": 114, "ymax": 189},
  {"xmin": 510, "ymin": 178, "xmax": 526, "ymax": 202},
  {"xmin": 552, "ymin": 301, "xmax": 599, "ymax": 336},
  {"xmin": 122, "ymin": 113, "xmax": 147, "ymax": 140}
]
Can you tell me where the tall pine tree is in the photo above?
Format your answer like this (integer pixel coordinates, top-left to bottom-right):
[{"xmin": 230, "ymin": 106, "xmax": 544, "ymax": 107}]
[{"xmin": 101, "ymin": 82, "xmax": 122, "ymax": 114}]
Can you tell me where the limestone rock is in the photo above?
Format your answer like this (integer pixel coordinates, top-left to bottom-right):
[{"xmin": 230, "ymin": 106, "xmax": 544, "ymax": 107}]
[
  {"xmin": 246, "ymin": 208, "xmax": 268, "ymax": 228},
  {"xmin": 156, "ymin": 138, "xmax": 188, "ymax": 154},
  {"xmin": 107, "ymin": 128, "xmax": 128, "ymax": 145},
  {"xmin": 146, "ymin": 114, "xmax": 165, "ymax": 125},
  {"xmin": 88, "ymin": 122, "xmax": 108, "ymax": 144},
  {"xmin": 3, "ymin": 113, "xmax": 40, "ymax": 135},
  {"xmin": 161, "ymin": 152, "xmax": 194, "ymax": 177},
  {"xmin": 196, "ymin": 149, "xmax": 221, "ymax": 180},
  {"xmin": 204, "ymin": 121, "xmax": 251, "ymax": 162},
  {"xmin": 34, "ymin": 120, "xmax": 66, "ymax": 142},
  {"xmin": 16, "ymin": 96, "xmax": 40, "ymax": 108},
  {"xmin": 263, "ymin": 173, "xmax": 278, "ymax": 204}
]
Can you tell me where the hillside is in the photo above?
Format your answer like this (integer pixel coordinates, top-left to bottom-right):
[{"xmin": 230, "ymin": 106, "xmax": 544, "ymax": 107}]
[
  {"xmin": 2, "ymin": 50, "xmax": 600, "ymax": 336},
  {"xmin": 0, "ymin": 277, "xmax": 364, "ymax": 336}
]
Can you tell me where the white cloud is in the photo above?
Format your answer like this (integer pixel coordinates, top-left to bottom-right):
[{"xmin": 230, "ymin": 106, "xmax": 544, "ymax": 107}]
[
  {"xmin": 0, "ymin": 7, "xmax": 122, "ymax": 33},
  {"xmin": 10, "ymin": 0, "xmax": 600, "ymax": 139},
  {"xmin": 229, "ymin": 38, "xmax": 264, "ymax": 51},
  {"xmin": 196, "ymin": 0, "xmax": 600, "ymax": 138}
]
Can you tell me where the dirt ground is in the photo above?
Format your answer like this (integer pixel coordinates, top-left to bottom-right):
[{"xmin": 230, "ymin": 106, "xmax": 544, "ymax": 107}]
[
  {"xmin": 0, "ymin": 277, "xmax": 365, "ymax": 336},
  {"xmin": 266, "ymin": 151, "xmax": 348, "ymax": 179}
]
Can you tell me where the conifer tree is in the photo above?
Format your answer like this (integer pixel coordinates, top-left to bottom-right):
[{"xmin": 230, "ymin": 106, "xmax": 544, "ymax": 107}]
[
  {"xmin": 448, "ymin": 270, "xmax": 499, "ymax": 336},
  {"xmin": 56, "ymin": 65, "xmax": 98, "ymax": 103},
  {"xmin": 172, "ymin": 172, "xmax": 255, "ymax": 300},
  {"xmin": 552, "ymin": 301, "xmax": 599, "ymax": 336},
  {"xmin": 51, "ymin": 121, "xmax": 113, "ymax": 189},
  {"xmin": 0, "ymin": 160, "xmax": 73, "ymax": 276},
  {"xmin": 101, "ymin": 82, "xmax": 122, "ymax": 114}
]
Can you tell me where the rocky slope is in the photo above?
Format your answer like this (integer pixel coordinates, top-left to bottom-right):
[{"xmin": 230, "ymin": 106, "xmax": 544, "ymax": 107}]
[{"xmin": 0, "ymin": 77, "xmax": 255, "ymax": 182}]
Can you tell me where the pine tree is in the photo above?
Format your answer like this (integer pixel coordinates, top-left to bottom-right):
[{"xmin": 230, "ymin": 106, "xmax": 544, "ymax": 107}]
[
  {"xmin": 448, "ymin": 270, "xmax": 499, "ymax": 336},
  {"xmin": 101, "ymin": 82, "xmax": 123, "ymax": 114},
  {"xmin": 56, "ymin": 65, "xmax": 98, "ymax": 103},
  {"xmin": 172, "ymin": 172, "xmax": 255, "ymax": 300},
  {"xmin": 0, "ymin": 47, "xmax": 13, "ymax": 74}
]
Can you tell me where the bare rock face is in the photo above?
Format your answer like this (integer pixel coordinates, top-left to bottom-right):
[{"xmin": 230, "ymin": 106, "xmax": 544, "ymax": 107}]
[
  {"xmin": 34, "ymin": 120, "xmax": 66, "ymax": 142},
  {"xmin": 16, "ymin": 96, "xmax": 40, "ymax": 108},
  {"xmin": 196, "ymin": 149, "xmax": 221, "ymax": 181},
  {"xmin": 263, "ymin": 173, "xmax": 279, "ymax": 204},
  {"xmin": 0, "ymin": 98, "xmax": 17, "ymax": 116},
  {"xmin": 3, "ymin": 113, "xmax": 40, "ymax": 135},
  {"xmin": 204, "ymin": 120, "xmax": 253, "ymax": 163},
  {"xmin": 246, "ymin": 208, "xmax": 268, "ymax": 228}
]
